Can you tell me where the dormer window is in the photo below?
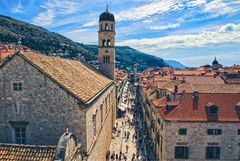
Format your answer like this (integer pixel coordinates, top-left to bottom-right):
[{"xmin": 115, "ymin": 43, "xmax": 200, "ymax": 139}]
[
  {"xmin": 206, "ymin": 102, "xmax": 218, "ymax": 115},
  {"xmin": 166, "ymin": 105, "xmax": 175, "ymax": 112}
]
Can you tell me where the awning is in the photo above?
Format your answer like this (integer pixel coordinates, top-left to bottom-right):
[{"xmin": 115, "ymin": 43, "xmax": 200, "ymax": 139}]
[{"xmin": 118, "ymin": 102, "xmax": 127, "ymax": 111}]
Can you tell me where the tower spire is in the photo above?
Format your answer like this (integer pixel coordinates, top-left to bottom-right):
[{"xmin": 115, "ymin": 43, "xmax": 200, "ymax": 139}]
[{"xmin": 106, "ymin": 4, "xmax": 109, "ymax": 12}]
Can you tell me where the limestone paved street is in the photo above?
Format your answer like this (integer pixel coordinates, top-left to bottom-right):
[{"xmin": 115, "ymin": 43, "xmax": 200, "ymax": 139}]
[{"xmin": 108, "ymin": 83, "xmax": 151, "ymax": 161}]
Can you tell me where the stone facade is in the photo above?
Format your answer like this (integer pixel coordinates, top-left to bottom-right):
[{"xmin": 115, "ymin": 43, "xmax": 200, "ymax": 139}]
[
  {"xmin": 0, "ymin": 54, "xmax": 116, "ymax": 161},
  {"xmin": 139, "ymin": 85, "xmax": 240, "ymax": 161},
  {"xmin": 98, "ymin": 19, "xmax": 116, "ymax": 80},
  {"xmin": 163, "ymin": 122, "xmax": 240, "ymax": 161},
  {"xmin": 86, "ymin": 84, "xmax": 116, "ymax": 161}
]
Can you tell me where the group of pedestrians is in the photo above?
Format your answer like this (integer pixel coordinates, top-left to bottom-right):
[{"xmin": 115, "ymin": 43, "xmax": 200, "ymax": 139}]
[{"xmin": 108, "ymin": 84, "xmax": 148, "ymax": 161}]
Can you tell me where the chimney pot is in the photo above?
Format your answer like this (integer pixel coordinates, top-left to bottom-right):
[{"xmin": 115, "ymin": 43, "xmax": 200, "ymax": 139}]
[{"xmin": 192, "ymin": 91, "xmax": 199, "ymax": 99}]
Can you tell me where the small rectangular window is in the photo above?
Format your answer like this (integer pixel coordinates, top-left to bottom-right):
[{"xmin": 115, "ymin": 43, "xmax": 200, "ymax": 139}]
[
  {"xmin": 103, "ymin": 56, "xmax": 110, "ymax": 64},
  {"xmin": 175, "ymin": 146, "xmax": 188, "ymax": 159},
  {"xmin": 13, "ymin": 82, "xmax": 23, "ymax": 91},
  {"xmin": 208, "ymin": 129, "xmax": 222, "ymax": 135},
  {"xmin": 105, "ymin": 97, "xmax": 108, "ymax": 113},
  {"xmin": 179, "ymin": 128, "xmax": 187, "ymax": 135},
  {"xmin": 92, "ymin": 115, "xmax": 96, "ymax": 136},
  {"xmin": 206, "ymin": 147, "xmax": 220, "ymax": 159},
  {"xmin": 100, "ymin": 104, "xmax": 103, "ymax": 123},
  {"xmin": 238, "ymin": 129, "xmax": 240, "ymax": 135},
  {"xmin": 14, "ymin": 127, "xmax": 26, "ymax": 144}
]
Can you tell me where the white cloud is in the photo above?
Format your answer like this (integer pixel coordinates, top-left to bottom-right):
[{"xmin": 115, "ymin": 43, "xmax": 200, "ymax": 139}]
[
  {"xmin": 115, "ymin": 0, "xmax": 184, "ymax": 21},
  {"xmin": 203, "ymin": 0, "xmax": 240, "ymax": 16},
  {"xmin": 11, "ymin": 0, "xmax": 23, "ymax": 13},
  {"xmin": 117, "ymin": 23, "xmax": 240, "ymax": 53},
  {"xmin": 82, "ymin": 20, "xmax": 98, "ymax": 27},
  {"xmin": 32, "ymin": 0, "xmax": 80, "ymax": 26},
  {"xmin": 179, "ymin": 52, "xmax": 240, "ymax": 67},
  {"xmin": 149, "ymin": 23, "xmax": 180, "ymax": 30},
  {"xmin": 219, "ymin": 23, "xmax": 240, "ymax": 33},
  {"xmin": 33, "ymin": 10, "xmax": 54, "ymax": 26},
  {"xmin": 41, "ymin": 0, "xmax": 78, "ymax": 14},
  {"xmin": 187, "ymin": 0, "xmax": 207, "ymax": 7},
  {"xmin": 61, "ymin": 29, "xmax": 97, "ymax": 44}
]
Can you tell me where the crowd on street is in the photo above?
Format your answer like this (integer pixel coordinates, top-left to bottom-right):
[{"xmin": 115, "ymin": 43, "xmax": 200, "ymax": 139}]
[{"xmin": 108, "ymin": 82, "xmax": 155, "ymax": 161}]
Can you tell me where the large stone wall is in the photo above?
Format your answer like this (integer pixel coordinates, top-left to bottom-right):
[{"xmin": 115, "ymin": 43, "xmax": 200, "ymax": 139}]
[
  {"xmin": 163, "ymin": 121, "xmax": 240, "ymax": 161},
  {"xmin": 86, "ymin": 85, "xmax": 116, "ymax": 161},
  {"xmin": 0, "ymin": 55, "xmax": 87, "ymax": 148}
]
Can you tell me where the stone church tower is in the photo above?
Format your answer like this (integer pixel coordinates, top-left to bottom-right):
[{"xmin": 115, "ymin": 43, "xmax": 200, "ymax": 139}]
[{"xmin": 98, "ymin": 6, "xmax": 115, "ymax": 80}]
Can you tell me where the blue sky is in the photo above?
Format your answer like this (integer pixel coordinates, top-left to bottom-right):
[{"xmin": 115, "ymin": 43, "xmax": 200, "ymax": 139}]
[{"xmin": 0, "ymin": 0, "xmax": 240, "ymax": 67}]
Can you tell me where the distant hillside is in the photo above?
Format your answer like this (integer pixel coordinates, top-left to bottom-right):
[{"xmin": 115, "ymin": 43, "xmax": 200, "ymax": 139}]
[
  {"xmin": 0, "ymin": 14, "xmax": 168, "ymax": 71},
  {"xmin": 165, "ymin": 60, "xmax": 187, "ymax": 69}
]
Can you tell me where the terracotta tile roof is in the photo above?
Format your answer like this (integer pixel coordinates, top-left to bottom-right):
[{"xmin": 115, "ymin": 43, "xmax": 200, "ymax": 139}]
[
  {"xmin": 155, "ymin": 80, "xmax": 180, "ymax": 91},
  {"xmin": 174, "ymin": 70, "xmax": 205, "ymax": 76},
  {"xmin": 19, "ymin": 52, "xmax": 112, "ymax": 102},
  {"xmin": 0, "ymin": 144, "xmax": 57, "ymax": 161},
  {"xmin": 178, "ymin": 84, "xmax": 240, "ymax": 93},
  {"xmin": 176, "ymin": 76, "xmax": 225, "ymax": 84},
  {"xmin": 152, "ymin": 97, "xmax": 167, "ymax": 107},
  {"xmin": 158, "ymin": 93, "xmax": 240, "ymax": 122}
]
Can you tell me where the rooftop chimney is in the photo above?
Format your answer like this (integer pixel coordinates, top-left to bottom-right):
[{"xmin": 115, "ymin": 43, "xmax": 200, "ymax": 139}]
[
  {"xmin": 192, "ymin": 91, "xmax": 199, "ymax": 99},
  {"xmin": 174, "ymin": 85, "xmax": 178, "ymax": 94},
  {"xmin": 181, "ymin": 77, "xmax": 186, "ymax": 83}
]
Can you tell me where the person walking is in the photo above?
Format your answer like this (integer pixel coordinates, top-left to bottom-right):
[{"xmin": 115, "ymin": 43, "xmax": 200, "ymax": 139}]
[
  {"xmin": 126, "ymin": 145, "xmax": 129, "ymax": 153},
  {"xmin": 111, "ymin": 151, "xmax": 115, "ymax": 161},
  {"xmin": 132, "ymin": 133, "xmax": 135, "ymax": 142},
  {"xmin": 119, "ymin": 151, "xmax": 122, "ymax": 160},
  {"xmin": 127, "ymin": 131, "xmax": 130, "ymax": 140},
  {"xmin": 131, "ymin": 153, "xmax": 136, "ymax": 161},
  {"xmin": 123, "ymin": 154, "xmax": 127, "ymax": 161},
  {"xmin": 106, "ymin": 150, "xmax": 110, "ymax": 161}
]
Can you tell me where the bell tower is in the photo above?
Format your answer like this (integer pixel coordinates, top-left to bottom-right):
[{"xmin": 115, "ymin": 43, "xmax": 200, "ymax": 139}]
[{"xmin": 98, "ymin": 6, "xmax": 115, "ymax": 80}]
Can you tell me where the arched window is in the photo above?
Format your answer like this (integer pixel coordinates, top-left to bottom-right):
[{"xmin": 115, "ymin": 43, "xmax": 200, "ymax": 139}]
[
  {"xmin": 102, "ymin": 39, "xmax": 106, "ymax": 47},
  {"xmin": 105, "ymin": 23, "xmax": 109, "ymax": 30},
  {"xmin": 107, "ymin": 39, "xmax": 111, "ymax": 46},
  {"xmin": 100, "ymin": 24, "xmax": 103, "ymax": 31}
]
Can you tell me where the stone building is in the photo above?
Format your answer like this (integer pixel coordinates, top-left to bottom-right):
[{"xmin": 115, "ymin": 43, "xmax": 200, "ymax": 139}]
[
  {"xmin": 139, "ymin": 79, "xmax": 240, "ymax": 161},
  {"xmin": 98, "ymin": 6, "xmax": 115, "ymax": 80},
  {"xmin": 0, "ymin": 9, "xmax": 117, "ymax": 161},
  {"xmin": 0, "ymin": 51, "xmax": 116, "ymax": 161}
]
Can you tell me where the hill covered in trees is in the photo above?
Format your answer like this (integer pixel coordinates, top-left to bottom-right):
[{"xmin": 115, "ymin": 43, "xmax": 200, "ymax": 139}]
[{"xmin": 0, "ymin": 14, "xmax": 168, "ymax": 71}]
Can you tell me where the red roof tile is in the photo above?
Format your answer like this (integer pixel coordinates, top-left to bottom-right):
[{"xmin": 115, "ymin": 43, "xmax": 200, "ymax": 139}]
[
  {"xmin": 0, "ymin": 144, "xmax": 57, "ymax": 161},
  {"xmin": 159, "ymin": 93, "xmax": 240, "ymax": 122}
]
